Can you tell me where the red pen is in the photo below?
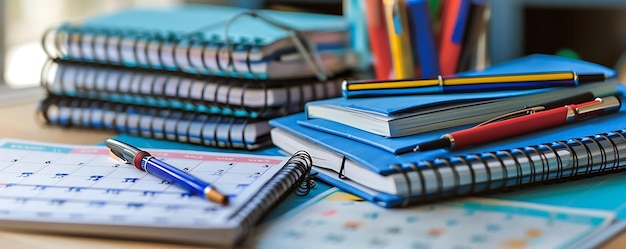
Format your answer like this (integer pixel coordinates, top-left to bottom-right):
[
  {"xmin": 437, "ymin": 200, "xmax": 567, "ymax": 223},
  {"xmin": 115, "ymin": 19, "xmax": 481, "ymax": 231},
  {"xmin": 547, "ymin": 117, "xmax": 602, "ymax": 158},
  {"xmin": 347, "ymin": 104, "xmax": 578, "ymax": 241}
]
[{"xmin": 415, "ymin": 95, "xmax": 622, "ymax": 151}]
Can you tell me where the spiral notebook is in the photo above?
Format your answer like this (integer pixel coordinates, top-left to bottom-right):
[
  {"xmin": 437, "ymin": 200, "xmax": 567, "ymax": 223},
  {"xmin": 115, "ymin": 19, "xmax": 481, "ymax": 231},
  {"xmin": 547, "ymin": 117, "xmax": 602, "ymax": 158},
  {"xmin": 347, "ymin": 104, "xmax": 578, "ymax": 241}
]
[
  {"xmin": 0, "ymin": 138, "xmax": 312, "ymax": 246},
  {"xmin": 42, "ymin": 4, "xmax": 355, "ymax": 80},
  {"xmin": 305, "ymin": 54, "xmax": 618, "ymax": 137},
  {"xmin": 270, "ymin": 92, "xmax": 626, "ymax": 207},
  {"xmin": 38, "ymin": 94, "xmax": 274, "ymax": 150},
  {"xmin": 41, "ymin": 59, "xmax": 344, "ymax": 118}
]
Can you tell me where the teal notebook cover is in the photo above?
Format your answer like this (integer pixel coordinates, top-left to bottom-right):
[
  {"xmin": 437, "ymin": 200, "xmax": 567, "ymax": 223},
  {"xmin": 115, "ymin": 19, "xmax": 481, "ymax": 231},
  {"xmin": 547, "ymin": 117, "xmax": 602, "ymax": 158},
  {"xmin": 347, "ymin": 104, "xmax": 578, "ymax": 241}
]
[
  {"xmin": 80, "ymin": 5, "xmax": 346, "ymax": 48},
  {"xmin": 47, "ymin": 4, "xmax": 353, "ymax": 79}
]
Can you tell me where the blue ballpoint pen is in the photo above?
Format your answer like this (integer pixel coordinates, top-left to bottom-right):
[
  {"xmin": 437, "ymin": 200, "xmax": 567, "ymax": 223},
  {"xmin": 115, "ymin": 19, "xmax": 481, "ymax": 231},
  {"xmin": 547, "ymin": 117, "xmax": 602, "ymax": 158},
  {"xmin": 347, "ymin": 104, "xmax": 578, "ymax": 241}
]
[{"xmin": 105, "ymin": 139, "xmax": 228, "ymax": 205}]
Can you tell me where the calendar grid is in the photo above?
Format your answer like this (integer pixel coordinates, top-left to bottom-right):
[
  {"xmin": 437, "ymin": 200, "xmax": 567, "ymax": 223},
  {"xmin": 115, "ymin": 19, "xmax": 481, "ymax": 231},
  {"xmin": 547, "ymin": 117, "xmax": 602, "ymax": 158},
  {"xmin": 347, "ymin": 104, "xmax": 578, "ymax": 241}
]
[{"xmin": 0, "ymin": 139, "xmax": 288, "ymax": 227}]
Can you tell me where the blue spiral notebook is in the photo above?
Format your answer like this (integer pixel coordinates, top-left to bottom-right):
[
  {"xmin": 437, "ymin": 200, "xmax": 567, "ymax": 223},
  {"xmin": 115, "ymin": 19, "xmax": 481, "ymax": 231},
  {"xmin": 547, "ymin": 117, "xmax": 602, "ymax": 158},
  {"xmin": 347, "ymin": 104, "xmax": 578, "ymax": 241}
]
[
  {"xmin": 270, "ymin": 84, "xmax": 626, "ymax": 207},
  {"xmin": 42, "ymin": 4, "xmax": 355, "ymax": 79},
  {"xmin": 42, "ymin": 59, "xmax": 344, "ymax": 119},
  {"xmin": 305, "ymin": 54, "xmax": 618, "ymax": 137},
  {"xmin": 39, "ymin": 94, "xmax": 275, "ymax": 150}
]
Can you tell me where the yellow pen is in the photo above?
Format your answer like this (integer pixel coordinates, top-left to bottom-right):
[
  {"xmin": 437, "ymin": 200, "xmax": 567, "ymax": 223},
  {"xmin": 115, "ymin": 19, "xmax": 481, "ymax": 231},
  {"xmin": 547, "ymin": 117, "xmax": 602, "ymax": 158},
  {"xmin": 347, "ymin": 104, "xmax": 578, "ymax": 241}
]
[
  {"xmin": 342, "ymin": 71, "xmax": 606, "ymax": 98},
  {"xmin": 383, "ymin": 0, "xmax": 415, "ymax": 79}
]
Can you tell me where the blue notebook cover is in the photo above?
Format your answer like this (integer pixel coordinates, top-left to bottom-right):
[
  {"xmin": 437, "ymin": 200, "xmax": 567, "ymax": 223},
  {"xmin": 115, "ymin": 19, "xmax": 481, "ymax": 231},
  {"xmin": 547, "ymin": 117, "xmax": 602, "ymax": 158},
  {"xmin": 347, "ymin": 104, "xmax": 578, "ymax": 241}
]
[
  {"xmin": 270, "ymin": 84, "xmax": 626, "ymax": 207},
  {"xmin": 49, "ymin": 4, "xmax": 354, "ymax": 79},
  {"xmin": 310, "ymin": 54, "xmax": 616, "ymax": 117},
  {"xmin": 307, "ymin": 54, "xmax": 618, "ymax": 137},
  {"xmin": 274, "ymin": 98, "xmax": 626, "ymax": 176},
  {"xmin": 297, "ymin": 117, "xmax": 466, "ymax": 154},
  {"xmin": 301, "ymin": 54, "xmax": 622, "ymax": 153}
]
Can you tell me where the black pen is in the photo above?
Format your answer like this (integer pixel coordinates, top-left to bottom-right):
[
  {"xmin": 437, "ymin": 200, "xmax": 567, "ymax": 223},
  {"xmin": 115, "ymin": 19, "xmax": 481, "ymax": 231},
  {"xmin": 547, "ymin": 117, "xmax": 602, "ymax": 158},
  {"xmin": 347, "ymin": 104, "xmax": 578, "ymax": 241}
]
[{"xmin": 105, "ymin": 139, "xmax": 228, "ymax": 205}]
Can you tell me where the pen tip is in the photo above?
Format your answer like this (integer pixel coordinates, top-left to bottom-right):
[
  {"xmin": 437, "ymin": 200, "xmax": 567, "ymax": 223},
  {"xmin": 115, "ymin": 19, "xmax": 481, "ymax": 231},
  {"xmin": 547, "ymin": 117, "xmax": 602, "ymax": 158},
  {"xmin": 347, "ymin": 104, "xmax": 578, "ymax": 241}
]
[{"xmin": 414, "ymin": 137, "xmax": 451, "ymax": 151}]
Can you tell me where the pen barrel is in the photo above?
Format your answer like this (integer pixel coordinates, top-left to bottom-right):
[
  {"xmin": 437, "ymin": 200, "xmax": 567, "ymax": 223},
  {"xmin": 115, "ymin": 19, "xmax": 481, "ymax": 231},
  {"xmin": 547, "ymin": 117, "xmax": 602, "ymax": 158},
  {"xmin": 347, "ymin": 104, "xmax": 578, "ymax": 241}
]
[
  {"xmin": 442, "ymin": 80, "xmax": 575, "ymax": 92},
  {"xmin": 450, "ymin": 107, "xmax": 569, "ymax": 148},
  {"xmin": 142, "ymin": 157, "xmax": 209, "ymax": 198}
]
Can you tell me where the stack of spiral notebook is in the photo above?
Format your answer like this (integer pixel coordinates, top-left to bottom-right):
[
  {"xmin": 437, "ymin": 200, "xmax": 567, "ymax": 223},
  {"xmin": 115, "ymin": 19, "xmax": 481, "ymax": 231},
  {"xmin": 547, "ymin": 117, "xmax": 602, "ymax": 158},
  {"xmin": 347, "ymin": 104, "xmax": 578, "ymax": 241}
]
[
  {"xmin": 37, "ymin": 4, "xmax": 356, "ymax": 150},
  {"xmin": 270, "ymin": 54, "xmax": 626, "ymax": 207}
]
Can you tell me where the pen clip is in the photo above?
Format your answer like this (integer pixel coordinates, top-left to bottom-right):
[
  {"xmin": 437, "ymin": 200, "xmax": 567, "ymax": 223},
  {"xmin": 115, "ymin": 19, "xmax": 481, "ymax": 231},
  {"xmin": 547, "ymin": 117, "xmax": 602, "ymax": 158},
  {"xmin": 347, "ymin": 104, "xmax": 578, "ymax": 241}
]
[
  {"xmin": 109, "ymin": 149, "xmax": 130, "ymax": 163},
  {"xmin": 474, "ymin": 106, "xmax": 545, "ymax": 127},
  {"xmin": 572, "ymin": 96, "xmax": 622, "ymax": 117}
]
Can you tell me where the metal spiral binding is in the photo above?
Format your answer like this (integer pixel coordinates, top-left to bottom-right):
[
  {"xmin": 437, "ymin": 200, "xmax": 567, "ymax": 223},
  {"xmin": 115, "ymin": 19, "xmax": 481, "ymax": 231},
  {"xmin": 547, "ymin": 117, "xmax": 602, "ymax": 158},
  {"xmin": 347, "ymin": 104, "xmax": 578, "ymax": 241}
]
[
  {"xmin": 40, "ymin": 59, "xmax": 338, "ymax": 118},
  {"xmin": 41, "ymin": 9, "xmax": 332, "ymax": 81},
  {"xmin": 435, "ymin": 158, "xmax": 461, "ymax": 196},
  {"xmin": 483, "ymin": 151, "xmax": 510, "ymax": 189},
  {"xmin": 37, "ymin": 94, "xmax": 274, "ymax": 150},
  {"xmin": 390, "ymin": 129, "xmax": 626, "ymax": 205},
  {"xmin": 229, "ymin": 150, "xmax": 313, "ymax": 244}
]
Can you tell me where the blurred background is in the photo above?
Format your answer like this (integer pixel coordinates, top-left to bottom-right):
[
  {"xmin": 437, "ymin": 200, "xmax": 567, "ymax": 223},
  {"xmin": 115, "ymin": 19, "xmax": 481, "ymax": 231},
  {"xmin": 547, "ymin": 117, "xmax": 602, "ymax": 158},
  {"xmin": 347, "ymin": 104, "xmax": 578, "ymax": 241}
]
[{"xmin": 1, "ymin": 0, "xmax": 625, "ymax": 89}]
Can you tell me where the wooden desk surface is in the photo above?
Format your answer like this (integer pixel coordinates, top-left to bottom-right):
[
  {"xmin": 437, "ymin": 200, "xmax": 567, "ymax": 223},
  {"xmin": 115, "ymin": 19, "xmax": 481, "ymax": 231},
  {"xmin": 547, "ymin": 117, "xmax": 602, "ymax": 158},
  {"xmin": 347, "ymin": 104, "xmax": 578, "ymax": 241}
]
[{"xmin": 0, "ymin": 93, "xmax": 625, "ymax": 249}]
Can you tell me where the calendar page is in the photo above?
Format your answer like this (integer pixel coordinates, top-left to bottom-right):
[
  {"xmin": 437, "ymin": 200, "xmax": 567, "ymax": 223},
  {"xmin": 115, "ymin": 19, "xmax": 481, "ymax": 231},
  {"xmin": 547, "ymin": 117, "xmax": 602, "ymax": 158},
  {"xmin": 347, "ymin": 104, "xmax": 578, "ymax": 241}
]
[
  {"xmin": 0, "ymin": 138, "xmax": 289, "ymax": 228},
  {"xmin": 251, "ymin": 188, "xmax": 615, "ymax": 249}
]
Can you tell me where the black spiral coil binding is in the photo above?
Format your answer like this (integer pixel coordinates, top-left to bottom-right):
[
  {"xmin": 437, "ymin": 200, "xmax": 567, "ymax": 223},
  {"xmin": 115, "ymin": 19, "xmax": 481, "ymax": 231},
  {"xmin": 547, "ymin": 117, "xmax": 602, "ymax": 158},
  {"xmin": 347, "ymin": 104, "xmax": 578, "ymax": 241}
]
[
  {"xmin": 41, "ymin": 9, "xmax": 333, "ymax": 81},
  {"xmin": 38, "ymin": 94, "xmax": 275, "ymax": 150},
  {"xmin": 227, "ymin": 150, "xmax": 313, "ymax": 245},
  {"xmin": 40, "ymin": 59, "xmax": 343, "ymax": 119},
  {"xmin": 386, "ymin": 129, "xmax": 626, "ymax": 207}
]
